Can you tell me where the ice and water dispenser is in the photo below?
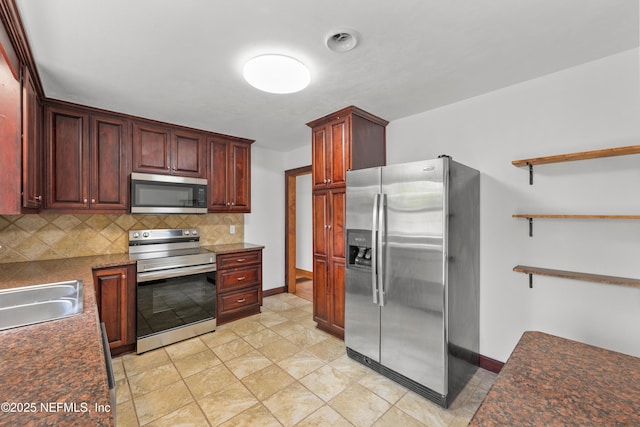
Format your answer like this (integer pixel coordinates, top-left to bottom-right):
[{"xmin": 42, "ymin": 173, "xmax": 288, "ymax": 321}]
[{"xmin": 347, "ymin": 229, "xmax": 372, "ymax": 270}]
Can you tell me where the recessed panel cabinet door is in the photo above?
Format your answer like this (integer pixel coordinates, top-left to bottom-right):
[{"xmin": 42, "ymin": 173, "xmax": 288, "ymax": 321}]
[
  {"xmin": 46, "ymin": 107, "xmax": 89, "ymax": 209},
  {"xmin": 313, "ymin": 191, "xmax": 329, "ymax": 257},
  {"xmin": 328, "ymin": 116, "xmax": 349, "ymax": 187},
  {"xmin": 22, "ymin": 67, "xmax": 43, "ymax": 209},
  {"xmin": 208, "ymin": 138, "xmax": 229, "ymax": 210},
  {"xmin": 313, "ymin": 256, "xmax": 330, "ymax": 328},
  {"xmin": 172, "ymin": 130, "xmax": 204, "ymax": 177},
  {"xmin": 132, "ymin": 122, "xmax": 171, "ymax": 174},
  {"xmin": 312, "ymin": 127, "xmax": 328, "ymax": 189},
  {"xmin": 230, "ymin": 142, "xmax": 250, "ymax": 211},
  {"xmin": 0, "ymin": 36, "xmax": 21, "ymax": 214},
  {"xmin": 90, "ymin": 114, "xmax": 129, "ymax": 209},
  {"xmin": 331, "ymin": 260, "xmax": 346, "ymax": 332},
  {"xmin": 330, "ymin": 189, "xmax": 346, "ymax": 259},
  {"xmin": 93, "ymin": 265, "xmax": 136, "ymax": 355}
]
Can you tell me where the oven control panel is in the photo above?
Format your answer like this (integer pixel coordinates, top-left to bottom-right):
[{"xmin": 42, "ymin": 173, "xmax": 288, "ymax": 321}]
[{"xmin": 129, "ymin": 228, "xmax": 200, "ymax": 243}]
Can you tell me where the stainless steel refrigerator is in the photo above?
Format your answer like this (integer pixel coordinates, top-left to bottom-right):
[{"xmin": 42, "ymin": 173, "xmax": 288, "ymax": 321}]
[{"xmin": 345, "ymin": 156, "xmax": 479, "ymax": 408}]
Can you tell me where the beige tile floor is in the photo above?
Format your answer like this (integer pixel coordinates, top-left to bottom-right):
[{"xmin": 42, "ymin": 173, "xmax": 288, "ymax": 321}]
[{"xmin": 115, "ymin": 293, "xmax": 496, "ymax": 426}]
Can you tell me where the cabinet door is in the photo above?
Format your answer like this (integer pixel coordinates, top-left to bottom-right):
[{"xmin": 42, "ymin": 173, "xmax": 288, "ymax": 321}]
[
  {"xmin": 229, "ymin": 142, "xmax": 250, "ymax": 212},
  {"xmin": 330, "ymin": 188, "xmax": 346, "ymax": 259},
  {"xmin": 0, "ymin": 37, "xmax": 21, "ymax": 214},
  {"xmin": 22, "ymin": 67, "xmax": 43, "ymax": 209},
  {"xmin": 93, "ymin": 266, "xmax": 135, "ymax": 352},
  {"xmin": 207, "ymin": 137, "xmax": 229, "ymax": 210},
  {"xmin": 132, "ymin": 122, "xmax": 171, "ymax": 174},
  {"xmin": 330, "ymin": 190, "xmax": 346, "ymax": 337},
  {"xmin": 90, "ymin": 114, "xmax": 129, "ymax": 210},
  {"xmin": 311, "ymin": 126, "xmax": 328, "ymax": 189},
  {"xmin": 45, "ymin": 106, "xmax": 89, "ymax": 209},
  {"xmin": 172, "ymin": 130, "xmax": 204, "ymax": 177},
  {"xmin": 313, "ymin": 256, "xmax": 330, "ymax": 329},
  {"xmin": 313, "ymin": 191, "xmax": 329, "ymax": 257},
  {"xmin": 331, "ymin": 260, "xmax": 346, "ymax": 334},
  {"xmin": 327, "ymin": 116, "xmax": 349, "ymax": 187}
]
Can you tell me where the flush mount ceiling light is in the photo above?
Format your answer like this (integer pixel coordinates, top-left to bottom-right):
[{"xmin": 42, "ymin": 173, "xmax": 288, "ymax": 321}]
[
  {"xmin": 326, "ymin": 30, "xmax": 359, "ymax": 53},
  {"xmin": 243, "ymin": 54, "xmax": 310, "ymax": 94}
]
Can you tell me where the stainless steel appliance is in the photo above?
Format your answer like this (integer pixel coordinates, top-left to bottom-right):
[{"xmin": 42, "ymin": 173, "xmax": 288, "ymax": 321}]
[
  {"xmin": 130, "ymin": 172, "xmax": 207, "ymax": 214},
  {"xmin": 129, "ymin": 228, "xmax": 216, "ymax": 353},
  {"xmin": 100, "ymin": 322, "xmax": 116, "ymax": 422},
  {"xmin": 345, "ymin": 156, "xmax": 479, "ymax": 408}
]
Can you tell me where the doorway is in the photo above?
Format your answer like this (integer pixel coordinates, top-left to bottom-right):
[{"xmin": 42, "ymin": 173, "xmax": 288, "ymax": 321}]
[{"xmin": 284, "ymin": 165, "xmax": 312, "ymax": 300}]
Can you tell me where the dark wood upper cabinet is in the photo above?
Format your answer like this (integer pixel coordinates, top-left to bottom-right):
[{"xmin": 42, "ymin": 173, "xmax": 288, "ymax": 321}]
[
  {"xmin": 0, "ymin": 32, "xmax": 24, "ymax": 214},
  {"xmin": 90, "ymin": 114, "xmax": 129, "ymax": 210},
  {"xmin": 308, "ymin": 106, "xmax": 388, "ymax": 191},
  {"xmin": 45, "ymin": 105, "xmax": 89, "ymax": 209},
  {"xmin": 132, "ymin": 121, "xmax": 205, "ymax": 177},
  {"xmin": 45, "ymin": 104, "xmax": 129, "ymax": 211},
  {"xmin": 207, "ymin": 136, "xmax": 253, "ymax": 212},
  {"xmin": 172, "ymin": 130, "xmax": 205, "ymax": 177},
  {"xmin": 21, "ymin": 65, "xmax": 43, "ymax": 209},
  {"xmin": 310, "ymin": 117, "xmax": 349, "ymax": 189},
  {"xmin": 132, "ymin": 122, "xmax": 171, "ymax": 174}
]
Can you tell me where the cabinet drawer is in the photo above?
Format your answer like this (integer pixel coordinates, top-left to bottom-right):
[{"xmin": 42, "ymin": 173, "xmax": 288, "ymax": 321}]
[
  {"xmin": 217, "ymin": 251, "xmax": 261, "ymax": 269},
  {"xmin": 219, "ymin": 266, "xmax": 260, "ymax": 292},
  {"xmin": 219, "ymin": 288, "xmax": 259, "ymax": 313}
]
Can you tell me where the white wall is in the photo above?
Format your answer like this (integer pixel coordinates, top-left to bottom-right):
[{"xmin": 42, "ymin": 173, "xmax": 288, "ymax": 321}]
[
  {"xmin": 244, "ymin": 145, "xmax": 285, "ymax": 291},
  {"xmin": 387, "ymin": 48, "xmax": 640, "ymax": 362},
  {"xmin": 295, "ymin": 173, "xmax": 313, "ymax": 272},
  {"xmin": 245, "ymin": 144, "xmax": 311, "ymax": 291}
]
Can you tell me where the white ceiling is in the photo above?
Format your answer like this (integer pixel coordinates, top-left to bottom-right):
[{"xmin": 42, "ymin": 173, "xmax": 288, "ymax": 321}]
[{"xmin": 16, "ymin": 0, "xmax": 639, "ymax": 152}]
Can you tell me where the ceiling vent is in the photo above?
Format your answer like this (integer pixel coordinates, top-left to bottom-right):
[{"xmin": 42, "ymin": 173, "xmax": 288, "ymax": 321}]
[{"xmin": 326, "ymin": 31, "xmax": 359, "ymax": 53}]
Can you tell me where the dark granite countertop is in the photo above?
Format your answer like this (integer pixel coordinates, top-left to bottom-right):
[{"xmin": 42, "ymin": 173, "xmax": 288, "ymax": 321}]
[
  {"xmin": 202, "ymin": 242, "xmax": 264, "ymax": 255},
  {"xmin": 0, "ymin": 254, "xmax": 133, "ymax": 427},
  {"xmin": 470, "ymin": 331, "xmax": 640, "ymax": 426}
]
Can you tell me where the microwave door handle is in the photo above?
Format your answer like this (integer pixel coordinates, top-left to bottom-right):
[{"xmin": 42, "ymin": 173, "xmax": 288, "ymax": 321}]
[{"xmin": 371, "ymin": 193, "xmax": 379, "ymax": 305}]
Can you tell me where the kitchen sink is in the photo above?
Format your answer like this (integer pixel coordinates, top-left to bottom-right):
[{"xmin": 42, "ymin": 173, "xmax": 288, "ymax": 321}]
[{"xmin": 0, "ymin": 280, "xmax": 83, "ymax": 330}]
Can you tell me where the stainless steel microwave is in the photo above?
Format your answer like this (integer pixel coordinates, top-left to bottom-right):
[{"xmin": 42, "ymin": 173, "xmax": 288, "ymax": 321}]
[{"xmin": 130, "ymin": 173, "xmax": 208, "ymax": 214}]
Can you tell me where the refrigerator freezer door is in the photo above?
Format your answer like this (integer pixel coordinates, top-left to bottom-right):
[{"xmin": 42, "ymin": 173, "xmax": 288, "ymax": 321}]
[
  {"xmin": 380, "ymin": 158, "xmax": 447, "ymax": 394},
  {"xmin": 345, "ymin": 167, "xmax": 382, "ymax": 362}
]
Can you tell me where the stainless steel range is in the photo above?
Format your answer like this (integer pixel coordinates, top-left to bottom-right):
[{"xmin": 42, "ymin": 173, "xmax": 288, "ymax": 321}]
[{"xmin": 129, "ymin": 228, "xmax": 216, "ymax": 354}]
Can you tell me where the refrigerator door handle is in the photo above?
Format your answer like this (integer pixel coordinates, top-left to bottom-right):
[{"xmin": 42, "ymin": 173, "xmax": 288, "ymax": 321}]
[
  {"xmin": 378, "ymin": 193, "xmax": 386, "ymax": 306},
  {"xmin": 371, "ymin": 193, "xmax": 380, "ymax": 304}
]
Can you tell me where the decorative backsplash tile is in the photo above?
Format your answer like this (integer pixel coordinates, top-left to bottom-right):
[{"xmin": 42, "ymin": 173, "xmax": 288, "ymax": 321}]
[{"xmin": 0, "ymin": 213, "xmax": 244, "ymax": 264}]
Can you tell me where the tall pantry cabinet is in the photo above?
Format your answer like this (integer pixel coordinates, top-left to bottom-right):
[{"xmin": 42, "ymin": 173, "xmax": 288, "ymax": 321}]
[{"xmin": 306, "ymin": 106, "xmax": 387, "ymax": 339}]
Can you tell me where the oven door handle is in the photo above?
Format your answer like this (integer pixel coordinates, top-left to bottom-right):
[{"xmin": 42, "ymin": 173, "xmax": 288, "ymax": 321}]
[{"xmin": 137, "ymin": 264, "xmax": 216, "ymax": 283}]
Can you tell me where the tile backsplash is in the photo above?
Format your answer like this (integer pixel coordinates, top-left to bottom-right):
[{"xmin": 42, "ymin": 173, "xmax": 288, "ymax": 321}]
[{"xmin": 0, "ymin": 213, "xmax": 244, "ymax": 264}]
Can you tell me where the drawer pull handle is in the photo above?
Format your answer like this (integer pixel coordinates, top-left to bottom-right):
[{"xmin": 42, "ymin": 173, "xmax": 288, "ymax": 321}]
[
  {"xmin": 237, "ymin": 298, "xmax": 246, "ymax": 303},
  {"xmin": 237, "ymin": 276, "xmax": 246, "ymax": 281},
  {"xmin": 237, "ymin": 258, "xmax": 246, "ymax": 262}
]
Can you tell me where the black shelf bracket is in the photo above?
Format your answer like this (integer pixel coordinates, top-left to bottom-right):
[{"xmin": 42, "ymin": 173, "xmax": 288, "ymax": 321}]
[
  {"xmin": 528, "ymin": 218, "xmax": 533, "ymax": 237},
  {"xmin": 528, "ymin": 273, "xmax": 533, "ymax": 288},
  {"xmin": 527, "ymin": 162, "xmax": 533, "ymax": 185}
]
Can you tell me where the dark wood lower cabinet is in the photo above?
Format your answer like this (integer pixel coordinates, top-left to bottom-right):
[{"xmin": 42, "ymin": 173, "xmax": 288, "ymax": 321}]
[
  {"xmin": 216, "ymin": 249, "xmax": 263, "ymax": 324},
  {"xmin": 92, "ymin": 264, "xmax": 136, "ymax": 356},
  {"xmin": 312, "ymin": 188, "xmax": 346, "ymax": 339}
]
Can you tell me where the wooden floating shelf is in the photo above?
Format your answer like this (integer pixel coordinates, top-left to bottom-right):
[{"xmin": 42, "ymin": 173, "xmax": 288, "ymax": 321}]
[
  {"xmin": 514, "ymin": 265, "xmax": 640, "ymax": 289},
  {"xmin": 513, "ymin": 214, "xmax": 640, "ymax": 220},
  {"xmin": 513, "ymin": 214, "xmax": 640, "ymax": 236},
  {"xmin": 512, "ymin": 145, "xmax": 640, "ymax": 167}
]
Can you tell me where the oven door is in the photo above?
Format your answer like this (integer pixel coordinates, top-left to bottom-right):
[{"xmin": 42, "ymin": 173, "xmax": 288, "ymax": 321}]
[{"xmin": 136, "ymin": 265, "xmax": 216, "ymax": 353}]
